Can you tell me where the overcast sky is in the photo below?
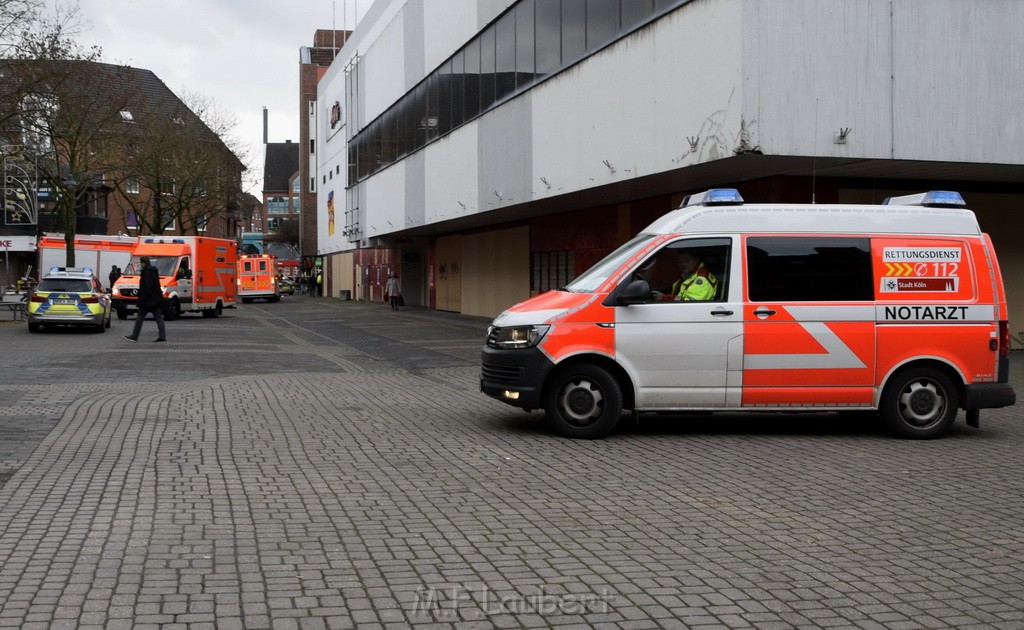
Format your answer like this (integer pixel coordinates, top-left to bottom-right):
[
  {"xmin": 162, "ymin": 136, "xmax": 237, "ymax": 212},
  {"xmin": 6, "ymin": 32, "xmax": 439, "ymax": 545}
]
[{"xmin": 65, "ymin": 0, "xmax": 370, "ymax": 196}]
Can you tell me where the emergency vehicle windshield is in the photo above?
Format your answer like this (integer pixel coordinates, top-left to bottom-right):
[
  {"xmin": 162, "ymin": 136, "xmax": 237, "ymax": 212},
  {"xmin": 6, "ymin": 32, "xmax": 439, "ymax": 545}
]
[
  {"xmin": 36, "ymin": 279, "xmax": 92, "ymax": 292},
  {"xmin": 563, "ymin": 234, "xmax": 655, "ymax": 293},
  {"xmin": 126, "ymin": 256, "xmax": 178, "ymax": 277}
]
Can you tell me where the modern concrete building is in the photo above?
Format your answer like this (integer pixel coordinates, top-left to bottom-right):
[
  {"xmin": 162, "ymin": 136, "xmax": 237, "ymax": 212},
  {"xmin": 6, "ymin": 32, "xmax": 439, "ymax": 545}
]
[
  {"xmin": 300, "ymin": 30, "xmax": 350, "ymax": 271},
  {"xmin": 314, "ymin": 0, "xmax": 1024, "ymax": 328}
]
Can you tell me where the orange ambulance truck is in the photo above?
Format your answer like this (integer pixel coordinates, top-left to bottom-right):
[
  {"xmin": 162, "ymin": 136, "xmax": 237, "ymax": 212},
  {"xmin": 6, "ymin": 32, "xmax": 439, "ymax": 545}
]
[
  {"xmin": 112, "ymin": 236, "xmax": 237, "ymax": 320},
  {"xmin": 237, "ymin": 254, "xmax": 281, "ymax": 303},
  {"xmin": 481, "ymin": 189, "xmax": 1016, "ymax": 439}
]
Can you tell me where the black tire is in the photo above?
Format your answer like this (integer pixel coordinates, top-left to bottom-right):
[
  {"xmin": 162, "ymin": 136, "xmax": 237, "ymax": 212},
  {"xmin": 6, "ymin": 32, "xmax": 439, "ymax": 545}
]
[
  {"xmin": 28, "ymin": 322, "xmax": 40, "ymax": 333},
  {"xmin": 202, "ymin": 302, "xmax": 224, "ymax": 318},
  {"xmin": 880, "ymin": 367, "xmax": 959, "ymax": 439},
  {"xmin": 544, "ymin": 364, "xmax": 623, "ymax": 439},
  {"xmin": 116, "ymin": 307, "xmax": 128, "ymax": 321},
  {"xmin": 242, "ymin": 298, "xmax": 252, "ymax": 304},
  {"xmin": 164, "ymin": 298, "xmax": 181, "ymax": 321}
]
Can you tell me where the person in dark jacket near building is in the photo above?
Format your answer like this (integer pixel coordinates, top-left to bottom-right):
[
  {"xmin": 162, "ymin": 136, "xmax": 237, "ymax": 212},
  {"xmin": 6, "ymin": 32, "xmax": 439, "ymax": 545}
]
[
  {"xmin": 124, "ymin": 256, "xmax": 166, "ymax": 342},
  {"xmin": 108, "ymin": 265, "xmax": 121, "ymax": 290}
]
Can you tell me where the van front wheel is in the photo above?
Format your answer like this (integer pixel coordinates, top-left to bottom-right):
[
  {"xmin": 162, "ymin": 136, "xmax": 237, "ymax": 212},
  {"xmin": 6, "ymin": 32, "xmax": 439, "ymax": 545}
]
[
  {"xmin": 881, "ymin": 367, "xmax": 958, "ymax": 439},
  {"xmin": 544, "ymin": 364, "xmax": 623, "ymax": 439}
]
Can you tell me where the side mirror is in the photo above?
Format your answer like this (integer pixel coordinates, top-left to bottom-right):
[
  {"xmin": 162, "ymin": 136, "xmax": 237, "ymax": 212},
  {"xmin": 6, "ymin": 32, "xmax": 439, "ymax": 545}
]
[{"xmin": 617, "ymin": 279, "xmax": 652, "ymax": 305}]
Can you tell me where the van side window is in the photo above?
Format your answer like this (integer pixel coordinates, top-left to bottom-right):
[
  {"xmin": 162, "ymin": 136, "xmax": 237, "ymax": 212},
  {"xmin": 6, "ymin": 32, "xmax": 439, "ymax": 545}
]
[
  {"xmin": 637, "ymin": 238, "xmax": 731, "ymax": 302},
  {"xmin": 747, "ymin": 237, "xmax": 873, "ymax": 302}
]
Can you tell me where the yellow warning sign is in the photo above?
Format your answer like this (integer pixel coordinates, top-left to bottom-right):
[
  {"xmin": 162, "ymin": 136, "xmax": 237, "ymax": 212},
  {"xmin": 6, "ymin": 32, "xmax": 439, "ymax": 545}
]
[{"xmin": 884, "ymin": 262, "xmax": 914, "ymax": 276}]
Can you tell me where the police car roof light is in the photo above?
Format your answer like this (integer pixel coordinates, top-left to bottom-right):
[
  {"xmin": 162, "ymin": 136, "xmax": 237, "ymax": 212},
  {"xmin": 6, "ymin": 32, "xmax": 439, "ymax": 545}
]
[
  {"xmin": 47, "ymin": 266, "xmax": 92, "ymax": 276},
  {"xmin": 882, "ymin": 191, "xmax": 966, "ymax": 208},
  {"xmin": 681, "ymin": 188, "xmax": 744, "ymax": 208}
]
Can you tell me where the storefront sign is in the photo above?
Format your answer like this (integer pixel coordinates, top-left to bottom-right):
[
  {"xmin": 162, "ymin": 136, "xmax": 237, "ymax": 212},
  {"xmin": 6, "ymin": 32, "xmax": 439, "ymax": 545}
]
[{"xmin": 0, "ymin": 236, "xmax": 36, "ymax": 252}]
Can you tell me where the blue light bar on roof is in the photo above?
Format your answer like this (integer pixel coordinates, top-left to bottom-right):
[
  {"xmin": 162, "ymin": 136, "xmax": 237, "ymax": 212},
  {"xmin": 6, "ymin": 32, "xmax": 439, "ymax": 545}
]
[
  {"xmin": 682, "ymin": 188, "xmax": 744, "ymax": 208},
  {"xmin": 883, "ymin": 191, "xmax": 966, "ymax": 208},
  {"xmin": 47, "ymin": 266, "xmax": 93, "ymax": 276}
]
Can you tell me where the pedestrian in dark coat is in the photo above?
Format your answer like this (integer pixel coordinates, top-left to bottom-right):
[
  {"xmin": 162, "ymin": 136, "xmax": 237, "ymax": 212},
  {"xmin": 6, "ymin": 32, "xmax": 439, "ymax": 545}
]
[
  {"xmin": 108, "ymin": 265, "xmax": 121, "ymax": 290},
  {"xmin": 124, "ymin": 256, "xmax": 166, "ymax": 342}
]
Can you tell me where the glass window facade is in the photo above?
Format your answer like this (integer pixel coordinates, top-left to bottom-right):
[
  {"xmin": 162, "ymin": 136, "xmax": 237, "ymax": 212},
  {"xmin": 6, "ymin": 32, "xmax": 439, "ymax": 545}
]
[
  {"xmin": 532, "ymin": 250, "xmax": 576, "ymax": 293},
  {"xmin": 346, "ymin": 0, "xmax": 683, "ymax": 185},
  {"xmin": 267, "ymin": 196, "xmax": 290, "ymax": 215}
]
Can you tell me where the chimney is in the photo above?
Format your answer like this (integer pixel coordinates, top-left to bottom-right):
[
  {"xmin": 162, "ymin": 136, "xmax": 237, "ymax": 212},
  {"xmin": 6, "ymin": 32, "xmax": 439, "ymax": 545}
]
[{"xmin": 263, "ymin": 107, "xmax": 268, "ymax": 144}]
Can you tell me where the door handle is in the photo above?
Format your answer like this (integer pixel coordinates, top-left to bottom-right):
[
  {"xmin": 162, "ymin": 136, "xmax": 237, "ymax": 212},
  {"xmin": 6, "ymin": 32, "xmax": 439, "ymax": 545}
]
[
  {"xmin": 711, "ymin": 308, "xmax": 733, "ymax": 316},
  {"xmin": 753, "ymin": 306, "xmax": 776, "ymax": 317}
]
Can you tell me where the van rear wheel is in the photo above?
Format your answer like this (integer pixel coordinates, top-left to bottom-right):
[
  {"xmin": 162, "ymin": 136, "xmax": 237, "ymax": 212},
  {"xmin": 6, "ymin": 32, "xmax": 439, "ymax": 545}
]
[
  {"xmin": 544, "ymin": 364, "xmax": 623, "ymax": 439},
  {"xmin": 881, "ymin": 367, "xmax": 958, "ymax": 439}
]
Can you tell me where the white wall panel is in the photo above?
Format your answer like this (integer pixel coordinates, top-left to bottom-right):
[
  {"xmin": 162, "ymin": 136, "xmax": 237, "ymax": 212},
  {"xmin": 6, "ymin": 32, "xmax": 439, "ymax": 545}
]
[
  {"xmin": 423, "ymin": 125, "xmax": 480, "ymax": 223},
  {"xmin": 532, "ymin": 0, "xmax": 745, "ymax": 192},
  {"xmin": 743, "ymin": 0, "xmax": 893, "ymax": 158},
  {"xmin": 477, "ymin": 96, "xmax": 532, "ymax": 210},
  {"xmin": 363, "ymin": 161, "xmax": 407, "ymax": 239},
  {"xmin": 891, "ymin": 0, "xmax": 1024, "ymax": 163},
  {"xmin": 744, "ymin": 0, "xmax": 1024, "ymax": 162},
  {"xmin": 360, "ymin": 9, "xmax": 408, "ymax": 124}
]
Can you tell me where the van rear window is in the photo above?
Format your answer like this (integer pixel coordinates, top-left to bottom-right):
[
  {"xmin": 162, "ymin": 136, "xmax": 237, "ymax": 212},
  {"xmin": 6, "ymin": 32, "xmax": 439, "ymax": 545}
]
[{"xmin": 747, "ymin": 237, "xmax": 873, "ymax": 302}]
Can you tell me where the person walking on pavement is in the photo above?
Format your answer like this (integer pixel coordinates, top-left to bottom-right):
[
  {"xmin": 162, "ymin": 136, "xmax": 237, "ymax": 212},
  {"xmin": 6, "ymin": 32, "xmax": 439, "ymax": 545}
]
[
  {"xmin": 385, "ymin": 272, "xmax": 402, "ymax": 310},
  {"xmin": 108, "ymin": 265, "xmax": 121, "ymax": 291},
  {"xmin": 124, "ymin": 256, "xmax": 167, "ymax": 342},
  {"xmin": 311, "ymin": 271, "xmax": 322, "ymax": 297}
]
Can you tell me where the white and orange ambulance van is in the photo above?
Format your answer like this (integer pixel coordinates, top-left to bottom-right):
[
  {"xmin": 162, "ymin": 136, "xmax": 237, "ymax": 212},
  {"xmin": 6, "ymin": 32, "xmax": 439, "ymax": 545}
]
[
  {"xmin": 237, "ymin": 254, "xmax": 281, "ymax": 303},
  {"xmin": 480, "ymin": 189, "xmax": 1016, "ymax": 439},
  {"xmin": 112, "ymin": 236, "xmax": 237, "ymax": 320}
]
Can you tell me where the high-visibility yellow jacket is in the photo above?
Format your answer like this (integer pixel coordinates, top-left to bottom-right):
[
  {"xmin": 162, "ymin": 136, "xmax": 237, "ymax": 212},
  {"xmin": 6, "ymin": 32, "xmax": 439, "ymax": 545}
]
[{"xmin": 670, "ymin": 262, "xmax": 717, "ymax": 301}]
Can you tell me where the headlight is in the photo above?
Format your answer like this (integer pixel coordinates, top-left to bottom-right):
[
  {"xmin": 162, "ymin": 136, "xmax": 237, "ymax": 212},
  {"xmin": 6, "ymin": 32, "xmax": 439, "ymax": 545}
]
[{"xmin": 487, "ymin": 324, "xmax": 550, "ymax": 349}]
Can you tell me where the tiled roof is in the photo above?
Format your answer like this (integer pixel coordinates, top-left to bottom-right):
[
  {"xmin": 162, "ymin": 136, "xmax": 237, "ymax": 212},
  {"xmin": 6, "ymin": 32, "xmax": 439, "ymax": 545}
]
[
  {"xmin": 263, "ymin": 142, "xmax": 299, "ymax": 193},
  {"xmin": 0, "ymin": 60, "xmax": 243, "ymax": 169}
]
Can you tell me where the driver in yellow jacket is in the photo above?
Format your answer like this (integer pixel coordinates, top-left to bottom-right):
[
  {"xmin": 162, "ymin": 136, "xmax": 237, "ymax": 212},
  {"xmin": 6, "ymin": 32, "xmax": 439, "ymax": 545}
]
[{"xmin": 651, "ymin": 250, "xmax": 717, "ymax": 302}]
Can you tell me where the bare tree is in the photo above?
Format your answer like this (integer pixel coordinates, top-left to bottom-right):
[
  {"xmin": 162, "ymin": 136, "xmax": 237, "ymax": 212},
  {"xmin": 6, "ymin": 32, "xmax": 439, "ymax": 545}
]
[
  {"xmin": 264, "ymin": 217, "xmax": 300, "ymax": 251},
  {"xmin": 0, "ymin": 0, "xmax": 124, "ymax": 266},
  {"xmin": 0, "ymin": 0, "xmax": 41, "ymax": 56},
  {"xmin": 110, "ymin": 90, "xmax": 245, "ymax": 237}
]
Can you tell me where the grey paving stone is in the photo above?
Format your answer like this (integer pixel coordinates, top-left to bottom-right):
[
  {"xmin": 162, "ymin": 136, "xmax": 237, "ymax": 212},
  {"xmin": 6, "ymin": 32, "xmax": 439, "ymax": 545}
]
[{"xmin": 0, "ymin": 302, "xmax": 1023, "ymax": 628}]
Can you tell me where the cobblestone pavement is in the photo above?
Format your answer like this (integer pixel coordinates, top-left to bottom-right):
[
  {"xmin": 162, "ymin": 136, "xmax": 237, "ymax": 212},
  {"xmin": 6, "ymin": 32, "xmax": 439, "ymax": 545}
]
[{"xmin": 1, "ymin": 298, "xmax": 1022, "ymax": 629}]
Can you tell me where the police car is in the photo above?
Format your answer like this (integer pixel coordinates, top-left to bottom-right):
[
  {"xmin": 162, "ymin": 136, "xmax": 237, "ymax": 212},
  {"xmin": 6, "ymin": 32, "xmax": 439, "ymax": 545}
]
[{"xmin": 27, "ymin": 267, "xmax": 112, "ymax": 333}]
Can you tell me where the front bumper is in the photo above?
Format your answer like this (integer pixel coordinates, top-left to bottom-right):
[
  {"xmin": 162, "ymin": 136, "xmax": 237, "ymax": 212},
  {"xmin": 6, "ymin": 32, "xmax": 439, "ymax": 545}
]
[{"xmin": 480, "ymin": 346, "xmax": 555, "ymax": 411}]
